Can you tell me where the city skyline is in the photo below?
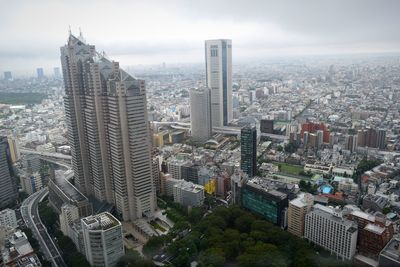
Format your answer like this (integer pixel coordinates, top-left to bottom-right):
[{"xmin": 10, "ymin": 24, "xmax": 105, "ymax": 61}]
[
  {"xmin": 1, "ymin": 0, "xmax": 400, "ymax": 75},
  {"xmin": 2, "ymin": 1, "xmax": 400, "ymax": 266}
]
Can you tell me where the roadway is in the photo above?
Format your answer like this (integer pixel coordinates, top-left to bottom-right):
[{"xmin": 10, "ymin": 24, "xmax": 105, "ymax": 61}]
[
  {"xmin": 20, "ymin": 148, "xmax": 72, "ymax": 170},
  {"xmin": 20, "ymin": 148, "xmax": 72, "ymax": 160},
  {"xmin": 151, "ymin": 121, "xmax": 289, "ymax": 140},
  {"xmin": 21, "ymin": 188, "xmax": 67, "ymax": 267}
]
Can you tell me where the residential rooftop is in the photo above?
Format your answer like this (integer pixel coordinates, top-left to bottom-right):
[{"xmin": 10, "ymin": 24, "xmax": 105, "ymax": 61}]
[{"xmin": 380, "ymin": 237, "xmax": 400, "ymax": 264}]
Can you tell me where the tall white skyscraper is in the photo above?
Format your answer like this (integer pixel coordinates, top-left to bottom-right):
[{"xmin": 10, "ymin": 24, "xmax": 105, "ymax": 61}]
[
  {"xmin": 61, "ymin": 34, "xmax": 156, "ymax": 221},
  {"xmin": 189, "ymin": 87, "xmax": 212, "ymax": 142},
  {"xmin": 205, "ymin": 39, "xmax": 232, "ymax": 127}
]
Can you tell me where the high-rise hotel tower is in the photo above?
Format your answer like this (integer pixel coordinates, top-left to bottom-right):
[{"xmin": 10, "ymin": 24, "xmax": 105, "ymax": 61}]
[
  {"xmin": 205, "ymin": 39, "xmax": 232, "ymax": 127},
  {"xmin": 189, "ymin": 87, "xmax": 212, "ymax": 143},
  {"xmin": 61, "ymin": 34, "xmax": 156, "ymax": 221}
]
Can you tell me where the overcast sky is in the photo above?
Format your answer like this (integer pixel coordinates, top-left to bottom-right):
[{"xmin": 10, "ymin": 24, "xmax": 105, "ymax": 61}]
[{"xmin": 1, "ymin": 0, "xmax": 400, "ymax": 76}]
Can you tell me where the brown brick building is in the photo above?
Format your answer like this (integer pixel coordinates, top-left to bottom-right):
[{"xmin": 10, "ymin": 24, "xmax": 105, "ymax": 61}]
[{"xmin": 347, "ymin": 210, "xmax": 394, "ymax": 259}]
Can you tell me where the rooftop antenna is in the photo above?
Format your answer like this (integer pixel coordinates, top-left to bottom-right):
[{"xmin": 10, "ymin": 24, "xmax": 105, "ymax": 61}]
[{"xmin": 78, "ymin": 27, "xmax": 86, "ymax": 42}]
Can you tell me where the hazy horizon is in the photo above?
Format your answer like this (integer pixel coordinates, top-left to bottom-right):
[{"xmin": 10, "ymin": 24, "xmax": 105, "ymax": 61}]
[{"xmin": 1, "ymin": 0, "xmax": 400, "ymax": 76}]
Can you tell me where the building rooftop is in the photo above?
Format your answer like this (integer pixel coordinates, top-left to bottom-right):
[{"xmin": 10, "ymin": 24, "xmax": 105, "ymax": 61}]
[
  {"xmin": 290, "ymin": 193, "xmax": 313, "ymax": 208},
  {"xmin": 82, "ymin": 212, "xmax": 120, "ymax": 231},
  {"xmin": 333, "ymin": 176, "xmax": 355, "ymax": 184},
  {"xmin": 174, "ymin": 180, "xmax": 204, "ymax": 193},
  {"xmin": 246, "ymin": 177, "xmax": 288, "ymax": 200},
  {"xmin": 380, "ymin": 237, "xmax": 400, "ymax": 263},
  {"xmin": 2, "ymin": 230, "xmax": 36, "ymax": 265},
  {"xmin": 363, "ymin": 194, "xmax": 389, "ymax": 208},
  {"xmin": 351, "ymin": 210, "xmax": 375, "ymax": 222},
  {"xmin": 53, "ymin": 170, "xmax": 87, "ymax": 202},
  {"xmin": 364, "ymin": 223, "xmax": 385, "ymax": 235},
  {"xmin": 354, "ymin": 254, "xmax": 379, "ymax": 267},
  {"xmin": 0, "ymin": 208, "xmax": 14, "ymax": 215},
  {"xmin": 312, "ymin": 204, "xmax": 357, "ymax": 229}
]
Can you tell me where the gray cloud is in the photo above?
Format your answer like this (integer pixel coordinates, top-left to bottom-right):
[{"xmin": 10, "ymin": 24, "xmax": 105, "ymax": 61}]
[
  {"xmin": 0, "ymin": 0, "xmax": 399, "ymax": 75},
  {"xmin": 176, "ymin": 0, "xmax": 400, "ymax": 43}
]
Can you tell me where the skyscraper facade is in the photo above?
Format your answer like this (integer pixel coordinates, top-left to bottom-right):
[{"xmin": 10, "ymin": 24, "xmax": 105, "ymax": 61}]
[
  {"xmin": 7, "ymin": 136, "xmax": 20, "ymax": 164},
  {"xmin": 0, "ymin": 137, "xmax": 17, "ymax": 208},
  {"xmin": 53, "ymin": 67, "xmax": 61, "ymax": 78},
  {"xmin": 3, "ymin": 71, "xmax": 12, "ymax": 81},
  {"xmin": 301, "ymin": 122, "xmax": 330, "ymax": 143},
  {"xmin": 357, "ymin": 127, "xmax": 385, "ymax": 149},
  {"xmin": 240, "ymin": 126, "xmax": 257, "ymax": 177},
  {"xmin": 189, "ymin": 87, "xmax": 212, "ymax": 143},
  {"xmin": 346, "ymin": 134, "xmax": 358, "ymax": 153},
  {"xmin": 61, "ymin": 34, "xmax": 156, "ymax": 221},
  {"xmin": 377, "ymin": 129, "xmax": 386, "ymax": 150},
  {"xmin": 36, "ymin": 68, "xmax": 44, "ymax": 79},
  {"xmin": 205, "ymin": 39, "xmax": 232, "ymax": 127}
]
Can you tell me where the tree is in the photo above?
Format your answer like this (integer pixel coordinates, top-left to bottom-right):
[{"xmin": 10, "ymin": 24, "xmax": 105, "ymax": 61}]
[
  {"xmin": 382, "ymin": 207, "xmax": 392, "ymax": 214},
  {"xmin": 198, "ymin": 248, "xmax": 225, "ymax": 267},
  {"xmin": 293, "ymin": 247, "xmax": 316, "ymax": 267},
  {"xmin": 284, "ymin": 142, "xmax": 299, "ymax": 154},
  {"xmin": 57, "ymin": 236, "xmax": 90, "ymax": 267},
  {"xmin": 38, "ymin": 202, "xmax": 58, "ymax": 234},
  {"xmin": 188, "ymin": 207, "xmax": 205, "ymax": 224},
  {"xmin": 165, "ymin": 204, "xmax": 346, "ymax": 267},
  {"xmin": 143, "ymin": 236, "xmax": 165, "ymax": 257},
  {"xmin": 117, "ymin": 250, "xmax": 155, "ymax": 267},
  {"xmin": 237, "ymin": 242, "xmax": 287, "ymax": 267},
  {"xmin": 235, "ymin": 215, "xmax": 255, "ymax": 233},
  {"xmin": 298, "ymin": 180, "xmax": 317, "ymax": 194}
]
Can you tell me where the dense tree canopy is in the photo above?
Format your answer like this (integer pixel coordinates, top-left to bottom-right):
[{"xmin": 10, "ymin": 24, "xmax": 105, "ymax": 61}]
[
  {"xmin": 117, "ymin": 250, "xmax": 154, "ymax": 267},
  {"xmin": 157, "ymin": 205, "xmax": 349, "ymax": 267}
]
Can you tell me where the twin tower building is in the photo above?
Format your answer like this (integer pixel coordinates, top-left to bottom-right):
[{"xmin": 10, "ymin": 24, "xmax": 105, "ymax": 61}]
[{"xmin": 61, "ymin": 34, "xmax": 232, "ymax": 222}]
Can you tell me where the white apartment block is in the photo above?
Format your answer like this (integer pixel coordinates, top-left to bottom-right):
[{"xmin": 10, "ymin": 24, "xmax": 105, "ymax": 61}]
[
  {"xmin": 173, "ymin": 180, "xmax": 205, "ymax": 207},
  {"xmin": 305, "ymin": 204, "xmax": 358, "ymax": 260},
  {"xmin": 81, "ymin": 212, "xmax": 124, "ymax": 267}
]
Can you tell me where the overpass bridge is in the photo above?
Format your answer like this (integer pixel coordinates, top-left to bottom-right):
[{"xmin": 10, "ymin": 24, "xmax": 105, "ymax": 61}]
[
  {"xmin": 20, "ymin": 148, "xmax": 72, "ymax": 170},
  {"xmin": 20, "ymin": 149, "xmax": 72, "ymax": 160},
  {"xmin": 151, "ymin": 121, "xmax": 289, "ymax": 141}
]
